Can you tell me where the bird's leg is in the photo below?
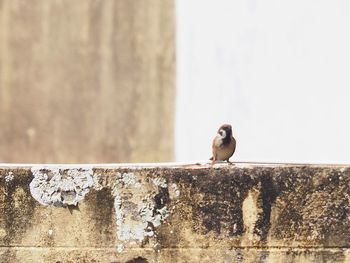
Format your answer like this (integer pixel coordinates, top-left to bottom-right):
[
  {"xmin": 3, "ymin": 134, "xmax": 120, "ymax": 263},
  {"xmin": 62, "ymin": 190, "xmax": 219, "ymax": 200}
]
[{"xmin": 226, "ymin": 159, "xmax": 234, "ymax": 165}]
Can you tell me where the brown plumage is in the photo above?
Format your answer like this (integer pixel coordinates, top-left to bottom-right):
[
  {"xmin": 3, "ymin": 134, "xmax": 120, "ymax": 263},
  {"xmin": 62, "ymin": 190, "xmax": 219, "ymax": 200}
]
[{"xmin": 210, "ymin": 124, "xmax": 236, "ymax": 163}]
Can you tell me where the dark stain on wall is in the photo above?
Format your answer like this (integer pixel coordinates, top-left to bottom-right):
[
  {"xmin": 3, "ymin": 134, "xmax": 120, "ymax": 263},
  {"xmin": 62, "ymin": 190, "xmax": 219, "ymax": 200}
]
[
  {"xmin": 154, "ymin": 185, "xmax": 170, "ymax": 211},
  {"xmin": 254, "ymin": 170, "xmax": 279, "ymax": 241},
  {"xmin": 125, "ymin": 257, "xmax": 149, "ymax": 263},
  {"xmin": 170, "ymin": 168, "xmax": 257, "ymax": 237},
  {"xmin": 263, "ymin": 167, "xmax": 350, "ymax": 246},
  {"xmin": 86, "ymin": 187, "xmax": 116, "ymax": 244},
  {"xmin": 0, "ymin": 169, "xmax": 36, "ymax": 246},
  {"xmin": 163, "ymin": 166, "xmax": 350, "ymax": 248}
]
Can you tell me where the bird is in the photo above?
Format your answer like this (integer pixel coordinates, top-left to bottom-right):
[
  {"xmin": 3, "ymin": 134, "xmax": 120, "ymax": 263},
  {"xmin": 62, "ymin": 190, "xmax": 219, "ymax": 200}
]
[{"xmin": 210, "ymin": 124, "xmax": 236, "ymax": 164}]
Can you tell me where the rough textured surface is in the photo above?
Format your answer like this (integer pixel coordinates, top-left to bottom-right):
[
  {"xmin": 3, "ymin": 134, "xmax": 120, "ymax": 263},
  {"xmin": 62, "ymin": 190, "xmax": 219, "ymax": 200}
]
[
  {"xmin": 0, "ymin": 0, "xmax": 175, "ymax": 163},
  {"xmin": 30, "ymin": 166, "xmax": 94, "ymax": 206},
  {"xmin": 1, "ymin": 163, "xmax": 350, "ymax": 262}
]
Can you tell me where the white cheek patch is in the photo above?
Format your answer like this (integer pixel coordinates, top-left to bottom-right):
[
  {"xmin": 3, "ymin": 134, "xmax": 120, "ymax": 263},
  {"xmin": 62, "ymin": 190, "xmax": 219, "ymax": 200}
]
[{"xmin": 220, "ymin": 130, "xmax": 226, "ymax": 138}]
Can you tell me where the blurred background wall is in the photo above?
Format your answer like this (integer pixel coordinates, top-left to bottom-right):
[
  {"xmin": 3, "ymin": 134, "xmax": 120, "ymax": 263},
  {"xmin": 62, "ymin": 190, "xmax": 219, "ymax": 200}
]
[
  {"xmin": 0, "ymin": 0, "xmax": 175, "ymax": 163},
  {"xmin": 176, "ymin": 0, "xmax": 350, "ymax": 164},
  {"xmin": 1, "ymin": 0, "xmax": 350, "ymax": 164}
]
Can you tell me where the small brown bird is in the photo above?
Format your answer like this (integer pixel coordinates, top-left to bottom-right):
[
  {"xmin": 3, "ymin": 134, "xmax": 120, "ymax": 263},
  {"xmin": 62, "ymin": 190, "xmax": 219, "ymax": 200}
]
[{"xmin": 210, "ymin": 124, "xmax": 236, "ymax": 164}]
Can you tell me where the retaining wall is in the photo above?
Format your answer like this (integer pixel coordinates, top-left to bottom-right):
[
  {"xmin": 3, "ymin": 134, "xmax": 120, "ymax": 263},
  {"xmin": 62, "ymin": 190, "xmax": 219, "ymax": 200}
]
[{"xmin": 1, "ymin": 163, "xmax": 350, "ymax": 262}]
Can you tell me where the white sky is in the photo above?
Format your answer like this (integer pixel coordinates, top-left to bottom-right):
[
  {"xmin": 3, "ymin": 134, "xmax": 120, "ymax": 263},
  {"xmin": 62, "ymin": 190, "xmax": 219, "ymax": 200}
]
[{"xmin": 175, "ymin": 0, "xmax": 350, "ymax": 164}]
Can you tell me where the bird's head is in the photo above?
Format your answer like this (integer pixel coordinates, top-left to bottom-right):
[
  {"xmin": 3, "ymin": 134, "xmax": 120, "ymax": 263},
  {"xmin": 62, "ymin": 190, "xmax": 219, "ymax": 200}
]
[{"xmin": 218, "ymin": 124, "xmax": 232, "ymax": 138}]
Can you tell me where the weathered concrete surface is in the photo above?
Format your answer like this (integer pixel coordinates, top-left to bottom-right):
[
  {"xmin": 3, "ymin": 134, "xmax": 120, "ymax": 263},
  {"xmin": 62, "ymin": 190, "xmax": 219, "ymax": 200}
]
[
  {"xmin": 1, "ymin": 163, "xmax": 350, "ymax": 262},
  {"xmin": 0, "ymin": 0, "xmax": 175, "ymax": 163}
]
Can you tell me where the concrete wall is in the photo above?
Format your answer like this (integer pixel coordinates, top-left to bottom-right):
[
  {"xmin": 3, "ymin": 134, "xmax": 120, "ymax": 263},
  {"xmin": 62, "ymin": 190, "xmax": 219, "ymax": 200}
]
[
  {"xmin": 0, "ymin": 0, "xmax": 175, "ymax": 163},
  {"xmin": 1, "ymin": 163, "xmax": 350, "ymax": 262}
]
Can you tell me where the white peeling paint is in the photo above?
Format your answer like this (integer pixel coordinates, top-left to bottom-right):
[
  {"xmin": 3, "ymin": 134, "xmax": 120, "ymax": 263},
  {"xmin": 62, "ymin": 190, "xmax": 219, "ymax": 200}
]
[
  {"xmin": 113, "ymin": 172, "xmax": 171, "ymax": 247},
  {"xmin": 30, "ymin": 166, "xmax": 94, "ymax": 206},
  {"xmin": 92, "ymin": 173, "xmax": 103, "ymax": 190},
  {"xmin": 4, "ymin": 171, "xmax": 14, "ymax": 183},
  {"xmin": 116, "ymin": 243, "xmax": 124, "ymax": 253},
  {"xmin": 28, "ymin": 167, "xmax": 177, "ymax": 250},
  {"xmin": 139, "ymin": 196, "xmax": 169, "ymax": 228},
  {"xmin": 152, "ymin": 177, "xmax": 168, "ymax": 188},
  {"xmin": 116, "ymin": 172, "xmax": 141, "ymax": 188},
  {"xmin": 169, "ymin": 183, "xmax": 180, "ymax": 199}
]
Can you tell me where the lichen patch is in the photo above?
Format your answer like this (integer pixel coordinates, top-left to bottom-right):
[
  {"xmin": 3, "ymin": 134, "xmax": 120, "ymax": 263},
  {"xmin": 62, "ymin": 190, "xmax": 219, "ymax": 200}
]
[
  {"xmin": 4, "ymin": 172, "xmax": 14, "ymax": 183},
  {"xmin": 112, "ymin": 172, "xmax": 171, "ymax": 248},
  {"xmin": 30, "ymin": 167, "xmax": 94, "ymax": 206}
]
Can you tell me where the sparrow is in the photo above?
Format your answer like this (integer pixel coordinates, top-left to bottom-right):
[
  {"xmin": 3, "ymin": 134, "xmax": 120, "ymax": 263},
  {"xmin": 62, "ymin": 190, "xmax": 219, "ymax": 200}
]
[{"xmin": 210, "ymin": 124, "xmax": 236, "ymax": 164}]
